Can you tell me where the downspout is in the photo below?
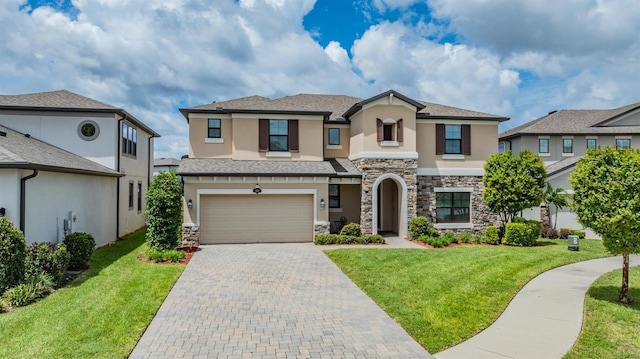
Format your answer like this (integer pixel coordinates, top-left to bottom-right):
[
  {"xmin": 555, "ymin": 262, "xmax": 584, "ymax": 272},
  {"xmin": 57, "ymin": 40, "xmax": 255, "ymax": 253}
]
[
  {"xmin": 20, "ymin": 169, "xmax": 39, "ymax": 233},
  {"xmin": 117, "ymin": 115, "xmax": 125, "ymax": 239},
  {"xmin": 148, "ymin": 136, "xmax": 152, "ymax": 186}
]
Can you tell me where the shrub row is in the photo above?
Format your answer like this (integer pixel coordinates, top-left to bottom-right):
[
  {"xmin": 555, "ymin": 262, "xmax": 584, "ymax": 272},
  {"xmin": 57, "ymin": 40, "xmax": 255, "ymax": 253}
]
[
  {"xmin": 503, "ymin": 218, "xmax": 541, "ymax": 247},
  {"xmin": 417, "ymin": 231, "xmax": 487, "ymax": 248},
  {"xmin": 145, "ymin": 247, "xmax": 186, "ymax": 263},
  {"xmin": 541, "ymin": 226, "xmax": 586, "ymax": 239},
  {"xmin": 314, "ymin": 234, "xmax": 385, "ymax": 245}
]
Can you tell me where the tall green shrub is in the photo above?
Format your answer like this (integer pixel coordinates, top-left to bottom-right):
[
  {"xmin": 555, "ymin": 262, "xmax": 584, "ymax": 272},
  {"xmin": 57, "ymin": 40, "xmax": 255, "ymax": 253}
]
[
  {"xmin": 485, "ymin": 226, "xmax": 500, "ymax": 245},
  {"xmin": 503, "ymin": 223, "xmax": 537, "ymax": 246},
  {"xmin": 145, "ymin": 170, "xmax": 183, "ymax": 250},
  {"xmin": 25, "ymin": 242, "xmax": 70, "ymax": 286},
  {"xmin": 408, "ymin": 216, "xmax": 439, "ymax": 239},
  {"xmin": 0, "ymin": 218, "xmax": 27, "ymax": 294},
  {"xmin": 63, "ymin": 232, "xmax": 96, "ymax": 270}
]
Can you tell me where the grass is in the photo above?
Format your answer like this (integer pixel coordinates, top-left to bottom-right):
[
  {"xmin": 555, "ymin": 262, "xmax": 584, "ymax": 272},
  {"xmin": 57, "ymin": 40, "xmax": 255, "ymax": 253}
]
[
  {"xmin": 564, "ymin": 266, "xmax": 640, "ymax": 359},
  {"xmin": 0, "ymin": 228, "xmax": 184, "ymax": 359},
  {"xmin": 326, "ymin": 239, "xmax": 611, "ymax": 353}
]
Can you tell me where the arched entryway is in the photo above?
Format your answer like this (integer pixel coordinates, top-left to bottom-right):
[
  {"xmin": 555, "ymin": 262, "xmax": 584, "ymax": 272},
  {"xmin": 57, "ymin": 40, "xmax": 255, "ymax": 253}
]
[{"xmin": 372, "ymin": 174, "xmax": 408, "ymax": 238}]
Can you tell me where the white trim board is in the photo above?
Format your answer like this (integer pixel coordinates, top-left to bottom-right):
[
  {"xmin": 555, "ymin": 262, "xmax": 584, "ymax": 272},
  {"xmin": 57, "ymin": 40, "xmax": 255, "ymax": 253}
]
[
  {"xmin": 349, "ymin": 151, "xmax": 419, "ymax": 160},
  {"xmin": 417, "ymin": 168, "xmax": 484, "ymax": 176}
]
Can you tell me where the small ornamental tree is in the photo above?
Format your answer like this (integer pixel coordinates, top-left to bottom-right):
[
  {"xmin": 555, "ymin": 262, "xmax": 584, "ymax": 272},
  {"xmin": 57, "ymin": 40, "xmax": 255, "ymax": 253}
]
[
  {"xmin": 145, "ymin": 169, "xmax": 183, "ymax": 250},
  {"xmin": 570, "ymin": 147, "xmax": 640, "ymax": 304},
  {"xmin": 483, "ymin": 150, "xmax": 546, "ymax": 224}
]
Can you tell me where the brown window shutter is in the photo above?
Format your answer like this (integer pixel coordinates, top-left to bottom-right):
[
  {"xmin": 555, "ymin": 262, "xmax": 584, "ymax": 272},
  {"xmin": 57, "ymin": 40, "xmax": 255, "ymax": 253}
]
[
  {"xmin": 288, "ymin": 120, "xmax": 299, "ymax": 152},
  {"xmin": 462, "ymin": 124, "xmax": 471, "ymax": 155},
  {"xmin": 396, "ymin": 119, "xmax": 403, "ymax": 142},
  {"xmin": 259, "ymin": 119, "xmax": 269, "ymax": 152},
  {"xmin": 377, "ymin": 118, "xmax": 383, "ymax": 142},
  {"xmin": 435, "ymin": 124, "xmax": 445, "ymax": 155}
]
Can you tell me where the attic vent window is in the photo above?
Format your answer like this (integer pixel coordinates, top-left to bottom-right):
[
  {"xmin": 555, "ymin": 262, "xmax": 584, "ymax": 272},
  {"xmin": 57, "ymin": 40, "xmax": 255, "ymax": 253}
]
[
  {"xmin": 0, "ymin": 131, "xmax": 6, "ymax": 137},
  {"xmin": 78, "ymin": 120, "xmax": 100, "ymax": 141}
]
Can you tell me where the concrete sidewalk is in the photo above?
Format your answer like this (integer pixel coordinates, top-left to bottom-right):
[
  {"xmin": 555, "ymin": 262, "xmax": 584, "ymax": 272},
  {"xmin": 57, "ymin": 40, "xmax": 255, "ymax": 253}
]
[{"xmin": 435, "ymin": 255, "xmax": 640, "ymax": 359}]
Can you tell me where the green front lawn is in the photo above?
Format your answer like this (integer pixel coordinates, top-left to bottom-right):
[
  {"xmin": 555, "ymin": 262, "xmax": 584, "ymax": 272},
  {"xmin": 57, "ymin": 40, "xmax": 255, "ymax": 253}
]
[
  {"xmin": 326, "ymin": 240, "xmax": 610, "ymax": 353},
  {"xmin": 564, "ymin": 266, "xmax": 640, "ymax": 359},
  {"xmin": 0, "ymin": 228, "xmax": 184, "ymax": 359}
]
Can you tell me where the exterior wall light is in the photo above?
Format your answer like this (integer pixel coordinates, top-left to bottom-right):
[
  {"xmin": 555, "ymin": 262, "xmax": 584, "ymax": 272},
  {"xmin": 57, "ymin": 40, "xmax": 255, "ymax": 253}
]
[
  {"xmin": 187, "ymin": 199, "xmax": 193, "ymax": 209},
  {"xmin": 320, "ymin": 198, "xmax": 326, "ymax": 209},
  {"xmin": 253, "ymin": 184, "xmax": 262, "ymax": 194}
]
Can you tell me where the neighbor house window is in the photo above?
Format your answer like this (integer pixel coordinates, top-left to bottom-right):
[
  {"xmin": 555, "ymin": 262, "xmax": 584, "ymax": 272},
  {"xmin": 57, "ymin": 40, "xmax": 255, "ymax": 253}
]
[
  {"xmin": 328, "ymin": 128, "xmax": 340, "ymax": 145},
  {"xmin": 539, "ymin": 138, "xmax": 549, "ymax": 153},
  {"xmin": 122, "ymin": 123, "xmax": 137, "ymax": 156},
  {"xmin": 563, "ymin": 139, "xmax": 573, "ymax": 154},
  {"xmin": 586, "ymin": 138, "xmax": 597, "ymax": 149},
  {"xmin": 137, "ymin": 182, "xmax": 142, "ymax": 212},
  {"xmin": 208, "ymin": 119, "xmax": 221, "ymax": 138},
  {"xmin": 128, "ymin": 182, "xmax": 134, "ymax": 210},
  {"xmin": 329, "ymin": 184, "xmax": 340, "ymax": 208},
  {"xmin": 436, "ymin": 192, "xmax": 470, "ymax": 223},
  {"xmin": 498, "ymin": 142, "xmax": 505, "ymax": 153},
  {"xmin": 616, "ymin": 139, "xmax": 631, "ymax": 149},
  {"xmin": 445, "ymin": 125, "xmax": 462, "ymax": 154},
  {"xmin": 269, "ymin": 120, "xmax": 288, "ymax": 151}
]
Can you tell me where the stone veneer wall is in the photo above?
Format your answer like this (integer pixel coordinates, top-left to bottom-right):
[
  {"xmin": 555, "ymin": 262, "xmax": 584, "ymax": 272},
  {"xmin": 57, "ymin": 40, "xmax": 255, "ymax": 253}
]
[
  {"xmin": 182, "ymin": 225, "xmax": 199, "ymax": 243},
  {"xmin": 314, "ymin": 223, "xmax": 330, "ymax": 236},
  {"xmin": 352, "ymin": 158, "xmax": 418, "ymax": 235},
  {"xmin": 417, "ymin": 175, "xmax": 497, "ymax": 233}
]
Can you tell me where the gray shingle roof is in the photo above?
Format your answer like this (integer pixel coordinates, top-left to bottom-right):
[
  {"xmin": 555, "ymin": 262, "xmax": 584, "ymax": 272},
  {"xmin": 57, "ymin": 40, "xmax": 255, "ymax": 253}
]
[
  {"xmin": 0, "ymin": 125, "xmax": 121, "ymax": 176},
  {"xmin": 546, "ymin": 156, "xmax": 582, "ymax": 176},
  {"xmin": 178, "ymin": 158, "xmax": 361, "ymax": 177},
  {"xmin": 154, "ymin": 157, "xmax": 181, "ymax": 167},
  {"xmin": 500, "ymin": 102, "xmax": 640, "ymax": 139},
  {"xmin": 181, "ymin": 90, "xmax": 507, "ymax": 122},
  {"xmin": 0, "ymin": 90, "xmax": 160, "ymax": 137}
]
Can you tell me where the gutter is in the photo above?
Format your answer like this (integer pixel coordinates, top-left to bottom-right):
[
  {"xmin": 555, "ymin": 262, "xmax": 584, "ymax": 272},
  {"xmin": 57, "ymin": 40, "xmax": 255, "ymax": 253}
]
[{"xmin": 20, "ymin": 169, "xmax": 38, "ymax": 233}]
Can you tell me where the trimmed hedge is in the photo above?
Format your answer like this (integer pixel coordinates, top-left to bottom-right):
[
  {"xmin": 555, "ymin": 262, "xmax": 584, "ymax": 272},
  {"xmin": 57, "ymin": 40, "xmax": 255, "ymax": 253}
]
[
  {"xmin": 339, "ymin": 223, "xmax": 362, "ymax": 237},
  {"xmin": 485, "ymin": 226, "xmax": 500, "ymax": 244},
  {"xmin": 0, "ymin": 218, "xmax": 27, "ymax": 294},
  {"xmin": 570, "ymin": 229, "xmax": 586, "ymax": 239},
  {"xmin": 408, "ymin": 216, "xmax": 439, "ymax": 239},
  {"xmin": 25, "ymin": 242, "xmax": 70, "ymax": 286},
  {"xmin": 63, "ymin": 232, "xmax": 96, "ymax": 271},
  {"xmin": 503, "ymin": 223, "xmax": 535, "ymax": 246},
  {"xmin": 314, "ymin": 233, "xmax": 385, "ymax": 245}
]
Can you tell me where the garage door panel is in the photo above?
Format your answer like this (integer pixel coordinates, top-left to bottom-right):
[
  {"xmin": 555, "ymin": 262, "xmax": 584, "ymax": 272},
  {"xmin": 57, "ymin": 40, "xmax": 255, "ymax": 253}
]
[{"xmin": 200, "ymin": 194, "xmax": 313, "ymax": 244}]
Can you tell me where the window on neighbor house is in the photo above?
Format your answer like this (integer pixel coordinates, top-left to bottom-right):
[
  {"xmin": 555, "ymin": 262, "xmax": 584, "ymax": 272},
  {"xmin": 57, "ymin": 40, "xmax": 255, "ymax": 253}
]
[
  {"xmin": 329, "ymin": 184, "xmax": 340, "ymax": 208},
  {"xmin": 539, "ymin": 138, "xmax": 549, "ymax": 153},
  {"xmin": 586, "ymin": 138, "xmax": 597, "ymax": 150},
  {"xmin": 122, "ymin": 123, "xmax": 137, "ymax": 156},
  {"xmin": 563, "ymin": 139, "xmax": 573, "ymax": 154},
  {"xmin": 258, "ymin": 119, "xmax": 299, "ymax": 152},
  {"xmin": 616, "ymin": 139, "xmax": 631, "ymax": 149},
  {"xmin": 208, "ymin": 119, "xmax": 221, "ymax": 138},
  {"xmin": 128, "ymin": 182, "xmax": 134, "ymax": 210},
  {"xmin": 436, "ymin": 124, "xmax": 470, "ymax": 155},
  {"xmin": 137, "ymin": 182, "xmax": 142, "ymax": 212},
  {"xmin": 436, "ymin": 192, "xmax": 470, "ymax": 223},
  {"xmin": 445, "ymin": 125, "xmax": 462, "ymax": 154},
  {"xmin": 328, "ymin": 128, "xmax": 340, "ymax": 145},
  {"xmin": 498, "ymin": 142, "xmax": 505, "ymax": 153}
]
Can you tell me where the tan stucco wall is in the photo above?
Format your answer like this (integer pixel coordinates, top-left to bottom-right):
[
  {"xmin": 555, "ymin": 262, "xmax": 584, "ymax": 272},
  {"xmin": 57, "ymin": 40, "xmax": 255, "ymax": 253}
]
[
  {"xmin": 417, "ymin": 122, "xmax": 499, "ymax": 168},
  {"xmin": 323, "ymin": 124, "xmax": 350, "ymax": 158},
  {"xmin": 349, "ymin": 103, "xmax": 417, "ymax": 156},
  {"xmin": 328, "ymin": 184, "xmax": 361, "ymax": 225},
  {"xmin": 182, "ymin": 180, "xmax": 329, "ymax": 224},
  {"xmin": 188, "ymin": 114, "xmax": 233, "ymax": 158}
]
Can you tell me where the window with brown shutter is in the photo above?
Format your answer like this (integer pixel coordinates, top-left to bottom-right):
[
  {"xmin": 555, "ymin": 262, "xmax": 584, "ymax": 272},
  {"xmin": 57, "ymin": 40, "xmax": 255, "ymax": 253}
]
[
  {"xmin": 288, "ymin": 120, "xmax": 299, "ymax": 152},
  {"xmin": 435, "ymin": 124, "xmax": 445, "ymax": 154},
  {"xmin": 259, "ymin": 119, "xmax": 269, "ymax": 152},
  {"xmin": 396, "ymin": 119, "xmax": 403, "ymax": 142},
  {"xmin": 377, "ymin": 118, "xmax": 383, "ymax": 142},
  {"xmin": 461, "ymin": 124, "xmax": 471, "ymax": 155}
]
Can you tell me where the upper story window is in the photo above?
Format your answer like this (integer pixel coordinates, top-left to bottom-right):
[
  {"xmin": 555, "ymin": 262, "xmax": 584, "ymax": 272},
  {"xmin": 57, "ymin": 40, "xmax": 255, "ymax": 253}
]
[
  {"xmin": 376, "ymin": 118, "xmax": 403, "ymax": 144},
  {"xmin": 383, "ymin": 124, "xmax": 394, "ymax": 141},
  {"xmin": 616, "ymin": 138, "xmax": 631, "ymax": 149},
  {"xmin": 563, "ymin": 139, "xmax": 573, "ymax": 154},
  {"xmin": 586, "ymin": 138, "xmax": 597, "ymax": 150},
  {"xmin": 122, "ymin": 123, "xmax": 137, "ymax": 157},
  {"xmin": 328, "ymin": 128, "xmax": 340, "ymax": 145},
  {"xmin": 436, "ymin": 124, "xmax": 470, "ymax": 156},
  {"xmin": 259, "ymin": 119, "xmax": 299, "ymax": 153},
  {"xmin": 208, "ymin": 119, "xmax": 221, "ymax": 138},
  {"xmin": 329, "ymin": 184, "xmax": 340, "ymax": 208},
  {"xmin": 538, "ymin": 138, "xmax": 549, "ymax": 154}
]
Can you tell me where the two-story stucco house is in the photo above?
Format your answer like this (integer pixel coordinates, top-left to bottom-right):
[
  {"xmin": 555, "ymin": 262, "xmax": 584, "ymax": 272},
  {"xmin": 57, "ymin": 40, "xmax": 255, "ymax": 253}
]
[
  {"xmin": 179, "ymin": 90, "xmax": 508, "ymax": 244},
  {"xmin": 0, "ymin": 90, "xmax": 159, "ymax": 246},
  {"xmin": 499, "ymin": 101, "xmax": 640, "ymax": 229}
]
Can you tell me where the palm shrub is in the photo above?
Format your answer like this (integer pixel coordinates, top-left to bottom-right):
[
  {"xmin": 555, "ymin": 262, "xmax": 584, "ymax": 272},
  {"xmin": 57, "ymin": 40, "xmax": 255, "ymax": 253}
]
[
  {"xmin": 25, "ymin": 242, "xmax": 70, "ymax": 286},
  {"xmin": 145, "ymin": 169, "xmax": 183, "ymax": 250},
  {"xmin": 63, "ymin": 232, "xmax": 95, "ymax": 270},
  {"xmin": 0, "ymin": 218, "xmax": 27, "ymax": 294},
  {"xmin": 408, "ymin": 216, "xmax": 439, "ymax": 239}
]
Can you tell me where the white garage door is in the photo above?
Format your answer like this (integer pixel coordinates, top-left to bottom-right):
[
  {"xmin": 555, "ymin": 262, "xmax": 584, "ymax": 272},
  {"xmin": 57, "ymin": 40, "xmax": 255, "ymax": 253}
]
[{"xmin": 200, "ymin": 194, "xmax": 313, "ymax": 244}]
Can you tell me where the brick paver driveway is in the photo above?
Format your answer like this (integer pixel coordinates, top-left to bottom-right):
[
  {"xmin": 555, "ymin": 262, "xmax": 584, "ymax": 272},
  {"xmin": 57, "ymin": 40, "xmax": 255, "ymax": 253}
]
[{"xmin": 130, "ymin": 243, "xmax": 433, "ymax": 358}]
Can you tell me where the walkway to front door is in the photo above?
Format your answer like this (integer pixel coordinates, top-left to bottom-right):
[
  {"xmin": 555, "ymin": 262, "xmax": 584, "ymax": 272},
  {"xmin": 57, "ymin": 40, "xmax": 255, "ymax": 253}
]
[{"xmin": 129, "ymin": 243, "xmax": 433, "ymax": 358}]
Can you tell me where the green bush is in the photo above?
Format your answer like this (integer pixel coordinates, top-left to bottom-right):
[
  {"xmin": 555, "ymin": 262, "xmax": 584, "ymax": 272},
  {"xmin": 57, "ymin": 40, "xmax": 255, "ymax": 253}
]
[
  {"xmin": 473, "ymin": 232, "xmax": 486, "ymax": 244},
  {"xmin": 418, "ymin": 235, "xmax": 451, "ymax": 248},
  {"xmin": 458, "ymin": 231, "xmax": 473, "ymax": 244},
  {"xmin": 63, "ymin": 232, "xmax": 95, "ymax": 270},
  {"xmin": 145, "ymin": 247, "xmax": 165, "ymax": 263},
  {"xmin": 0, "ymin": 218, "xmax": 27, "ymax": 294},
  {"xmin": 570, "ymin": 229, "xmax": 586, "ymax": 239},
  {"xmin": 363, "ymin": 234, "xmax": 385, "ymax": 244},
  {"xmin": 559, "ymin": 228, "xmax": 571, "ymax": 239},
  {"xmin": 314, "ymin": 234, "xmax": 338, "ymax": 245},
  {"xmin": 2, "ymin": 272, "xmax": 54, "ymax": 308},
  {"xmin": 314, "ymin": 233, "xmax": 385, "ymax": 245},
  {"xmin": 442, "ymin": 232, "xmax": 457, "ymax": 245},
  {"xmin": 145, "ymin": 170, "xmax": 183, "ymax": 250},
  {"xmin": 485, "ymin": 226, "xmax": 500, "ymax": 244},
  {"xmin": 503, "ymin": 222, "xmax": 537, "ymax": 246},
  {"xmin": 408, "ymin": 216, "xmax": 439, "ymax": 239},
  {"xmin": 164, "ymin": 250, "xmax": 186, "ymax": 263},
  {"xmin": 25, "ymin": 242, "xmax": 70, "ymax": 286},
  {"xmin": 340, "ymin": 223, "xmax": 362, "ymax": 237}
]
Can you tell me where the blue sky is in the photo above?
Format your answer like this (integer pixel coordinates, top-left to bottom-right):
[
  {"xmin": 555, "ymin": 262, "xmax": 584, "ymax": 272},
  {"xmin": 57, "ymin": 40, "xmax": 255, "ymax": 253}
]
[{"xmin": 2, "ymin": 0, "xmax": 640, "ymax": 159}]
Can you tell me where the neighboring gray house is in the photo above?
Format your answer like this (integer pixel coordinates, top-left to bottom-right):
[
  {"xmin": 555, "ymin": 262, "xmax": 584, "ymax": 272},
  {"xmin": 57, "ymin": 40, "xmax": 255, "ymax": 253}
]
[
  {"xmin": 499, "ymin": 101, "xmax": 640, "ymax": 229},
  {"xmin": 154, "ymin": 157, "xmax": 181, "ymax": 176}
]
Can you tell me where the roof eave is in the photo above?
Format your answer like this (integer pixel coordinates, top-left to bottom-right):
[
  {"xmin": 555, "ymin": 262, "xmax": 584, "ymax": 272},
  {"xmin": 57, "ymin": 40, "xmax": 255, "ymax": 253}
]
[
  {"xmin": 178, "ymin": 171, "xmax": 338, "ymax": 177},
  {"xmin": 0, "ymin": 163, "xmax": 123, "ymax": 177},
  {"xmin": 419, "ymin": 114, "xmax": 510, "ymax": 122},
  {"xmin": 179, "ymin": 108, "xmax": 332, "ymax": 121}
]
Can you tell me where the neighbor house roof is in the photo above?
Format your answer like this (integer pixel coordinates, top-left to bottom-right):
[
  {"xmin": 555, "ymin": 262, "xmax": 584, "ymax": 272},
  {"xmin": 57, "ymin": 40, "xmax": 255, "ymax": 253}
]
[
  {"xmin": 178, "ymin": 158, "xmax": 361, "ymax": 177},
  {"xmin": 154, "ymin": 157, "xmax": 181, "ymax": 167},
  {"xmin": 545, "ymin": 156, "xmax": 582, "ymax": 177},
  {"xmin": 0, "ymin": 90, "xmax": 160, "ymax": 137},
  {"xmin": 0, "ymin": 125, "xmax": 122, "ymax": 176},
  {"xmin": 180, "ymin": 90, "xmax": 508, "ymax": 122},
  {"xmin": 500, "ymin": 102, "xmax": 640, "ymax": 139}
]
